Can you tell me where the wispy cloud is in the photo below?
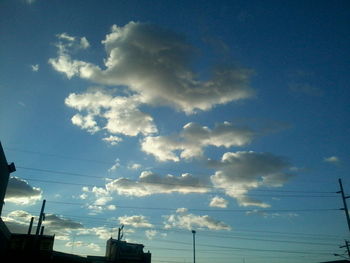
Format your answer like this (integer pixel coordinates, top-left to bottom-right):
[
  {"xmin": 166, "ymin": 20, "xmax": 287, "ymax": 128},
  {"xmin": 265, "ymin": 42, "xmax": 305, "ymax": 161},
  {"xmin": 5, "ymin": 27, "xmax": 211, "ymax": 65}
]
[
  {"xmin": 163, "ymin": 209, "xmax": 231, "ymax": 231},
  {"xmin": 324, "ymin": 156, "xmax": 340, "ymax": 164}
]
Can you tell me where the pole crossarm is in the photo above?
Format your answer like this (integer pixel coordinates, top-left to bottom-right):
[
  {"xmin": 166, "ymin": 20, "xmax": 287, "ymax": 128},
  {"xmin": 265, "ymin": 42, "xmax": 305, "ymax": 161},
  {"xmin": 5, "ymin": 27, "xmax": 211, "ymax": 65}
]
[{"xmin": 338, "ymin": 179, "xmax": 350, "ymax": 232}]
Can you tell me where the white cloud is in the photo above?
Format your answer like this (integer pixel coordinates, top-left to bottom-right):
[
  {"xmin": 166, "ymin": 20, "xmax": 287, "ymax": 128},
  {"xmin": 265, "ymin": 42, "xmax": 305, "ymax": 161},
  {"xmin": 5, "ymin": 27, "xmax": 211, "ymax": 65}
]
[
  {"xmin": 5, "ymin": 177, "xmax": 42, "ymax": 205},
  {"xmin": 56, "ymin": 33, "xmax": 90, "ymax": 50},
  {"xmin": 324, "ymin": 156, "xmax": 340, "ymax": 164},
  {"xmin": 127, "ymin": 163, "xmax": 142, "ymax": 170},
  {"xmin": 65, "ymin": 91, "xmax": 157, "ymax": 137},
  {"xmin": 107, "ymin": 205, "xmax": 117, "ymax": 211},
  {"xmin": 210, "ymin": 151, "xmax": 293, "ymax": 208},
  {"xmin": 176, "ymin": 208, "xmax": 188, "ymax": 214},
  {"xmin": 103, "ymin": 135, "xmax": 123, "ymax": 146},
  {"xmin": 108, "ymin": 158, "xmax": 121, "ymax": 172},
  {"xmin": 118, "ymin": 215, "xmax": 153, "ymax": 228},
  {"xmin": 50, "ymin": 22, "xmax": 254, "ymax": 114},
  {"xmin": 81, "ymin": 186, "xmax": 114, "ymax": 213},
  {"xmin": 164, "ymin": 209, "xmax": 231, "ymax": 231},
  {"xmin": 141, "ymin": 122, "xmax": 254, "ymax": 162},
  {"xmin": 145, "ymin": 230, "xmax": 157, "ymax": 240},
  {"xmin": 209, "ymin": 196, "xmax": 228, "ymax": 208},
  {"xmin": 106, "ymin": 171, "xmax": 209, "ymax": 197},
  {"xmin": 65, "ymin": 241, "xmax": 101, "ymax": 252},
  {"xmin": 31, "ymin": 64, "xmax": 39, "ymax": 72},
  {"xmin": 71, "ymin": 113, "xmax": 100, "ymax": 134},
  {"xmin": 78, "ymin": 226, "xmax": 116, "ymax": 240}
]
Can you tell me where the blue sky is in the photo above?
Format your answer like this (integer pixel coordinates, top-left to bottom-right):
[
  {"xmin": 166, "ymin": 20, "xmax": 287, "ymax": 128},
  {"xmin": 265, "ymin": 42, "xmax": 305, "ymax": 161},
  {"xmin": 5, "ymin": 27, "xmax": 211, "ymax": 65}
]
[{"xmin": 1, "ymin": 0, "xmax": 350, "ymax": 262}]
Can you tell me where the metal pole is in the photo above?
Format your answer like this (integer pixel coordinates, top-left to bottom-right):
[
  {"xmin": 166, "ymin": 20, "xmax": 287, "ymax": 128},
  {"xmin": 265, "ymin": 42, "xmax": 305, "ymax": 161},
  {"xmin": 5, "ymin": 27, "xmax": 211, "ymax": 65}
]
[
  {"xmin": 36, "ymin": 199, "xmax": 46, "ymax": 236},
  {"xmin": 28, "ymin": 217, "xmax": 34, "ymax": 235},
  {"xmin": 338, "ymin": 179, "xmax": 350, "ymax": 232},
  {"xmin": 192, "ymin": 230, "xmax": 196, "ymax": 263}
]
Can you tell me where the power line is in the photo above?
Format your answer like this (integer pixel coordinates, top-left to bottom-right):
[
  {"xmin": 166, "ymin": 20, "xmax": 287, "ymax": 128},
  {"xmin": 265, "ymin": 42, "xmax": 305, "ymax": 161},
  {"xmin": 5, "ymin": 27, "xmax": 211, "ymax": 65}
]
[
  {"xmin": 22, "ymin": 176, "xmax": 338, "ymax": 198},
  {"xmin": 5, "ymin": 147, "xmax": 114, "ymax": 165},
  {"xmin": 15, "ymin": 165, "xmax": 337, "ymax": 195},
  {"xmin": 9, "ymin": 208, "xmax": 341, "ymax": 241},
  {"xmin": 17, "ymin": 166, "xmax": 107, "ymax": 179},
  {"xmin": 45, "ymin": 200, "xmax": 339, "ymax": 213}
]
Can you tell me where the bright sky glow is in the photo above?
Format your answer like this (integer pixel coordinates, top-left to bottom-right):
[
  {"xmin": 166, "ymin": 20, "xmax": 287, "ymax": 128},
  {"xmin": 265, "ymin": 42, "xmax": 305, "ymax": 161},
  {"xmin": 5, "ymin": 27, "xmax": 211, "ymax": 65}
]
[{"xmin": 1, "ymin": 1, "xmax": 350, "ymax": 262}]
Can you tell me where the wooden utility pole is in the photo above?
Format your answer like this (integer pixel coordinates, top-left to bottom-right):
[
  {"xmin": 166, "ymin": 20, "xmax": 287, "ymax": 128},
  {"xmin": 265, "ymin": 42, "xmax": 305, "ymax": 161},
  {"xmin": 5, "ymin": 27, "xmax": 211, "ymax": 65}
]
[
  {"xmin": 338, "ymin": 179, "xmax": 350, "ymax": 232},
  {"xmin": 0, "ymin": 141, "xmax": 16, "ymax": 216}
]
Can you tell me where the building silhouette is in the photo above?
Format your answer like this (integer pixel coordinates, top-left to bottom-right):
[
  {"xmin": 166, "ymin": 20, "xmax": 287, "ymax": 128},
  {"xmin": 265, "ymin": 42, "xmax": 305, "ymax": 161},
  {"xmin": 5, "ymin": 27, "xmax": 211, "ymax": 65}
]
[{"xmin": 0, "ymin": 141, "xmax": 151, "ymax": 262}]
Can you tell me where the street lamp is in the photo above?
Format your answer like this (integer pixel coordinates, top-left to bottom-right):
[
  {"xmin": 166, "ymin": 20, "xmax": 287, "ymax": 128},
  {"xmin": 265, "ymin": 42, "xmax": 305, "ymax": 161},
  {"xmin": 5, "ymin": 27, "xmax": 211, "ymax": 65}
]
[{"xmin": 192, "ymin": 230, "xmax": 196, "ymax": 263}]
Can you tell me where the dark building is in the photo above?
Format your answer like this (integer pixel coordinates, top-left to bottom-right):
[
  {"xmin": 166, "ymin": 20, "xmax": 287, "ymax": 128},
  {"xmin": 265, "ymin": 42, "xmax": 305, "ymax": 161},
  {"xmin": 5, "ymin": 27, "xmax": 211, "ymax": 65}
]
[
  {"xmin": 106, "ymin": 238, "xmax": 151, "ymax": 263},
  {"xmin": 7, "ymin": 233, "xmax": 55, "ymax": 261}
]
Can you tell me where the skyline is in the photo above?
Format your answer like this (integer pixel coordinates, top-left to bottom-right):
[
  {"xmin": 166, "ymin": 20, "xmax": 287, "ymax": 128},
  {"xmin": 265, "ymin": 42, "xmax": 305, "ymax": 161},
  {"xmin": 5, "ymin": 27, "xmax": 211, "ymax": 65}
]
[{"xmin": 1, "ymin": 0, "xmax": 350, "ymax": 262}]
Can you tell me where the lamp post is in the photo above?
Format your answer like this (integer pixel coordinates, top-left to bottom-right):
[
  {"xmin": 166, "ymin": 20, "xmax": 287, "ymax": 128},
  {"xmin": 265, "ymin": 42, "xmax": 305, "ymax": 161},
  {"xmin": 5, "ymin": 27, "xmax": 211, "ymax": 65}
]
[{"xmin": 192, "ymin": 230, "xmax": 196, "ymax": 263}]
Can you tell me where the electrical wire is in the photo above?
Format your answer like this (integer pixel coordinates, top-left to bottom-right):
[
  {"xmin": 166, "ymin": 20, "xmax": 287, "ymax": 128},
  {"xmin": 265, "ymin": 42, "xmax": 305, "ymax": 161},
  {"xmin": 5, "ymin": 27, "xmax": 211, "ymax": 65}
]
[{"xmin": 15, "ymin": 165, "xmax": 337, "ymax": 195}]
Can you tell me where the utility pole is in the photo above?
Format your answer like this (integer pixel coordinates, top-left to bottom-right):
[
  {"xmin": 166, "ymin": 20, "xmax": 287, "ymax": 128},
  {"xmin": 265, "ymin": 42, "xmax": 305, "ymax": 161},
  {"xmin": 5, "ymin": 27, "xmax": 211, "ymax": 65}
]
[
  {"xmin": 340, "ymin": 240, "xmax": 350, "ymax": 258},
  {"xmin": 191, "ymin": 230, "xmax": 196, "ymax": 263},
  {"xmin": 0, "ymin": 141, "xmax": 16, "ymax": 216},
  {"xmin": 35, "ymin": 199, "xmax": 46, "ymax": 236},
  {"xmin": 337, "ymin": 179, "xmax": 350, "ymax": 232},
  {"xmin": 118, "ymin": 225, "xmax": 124, "ymax": 241}
]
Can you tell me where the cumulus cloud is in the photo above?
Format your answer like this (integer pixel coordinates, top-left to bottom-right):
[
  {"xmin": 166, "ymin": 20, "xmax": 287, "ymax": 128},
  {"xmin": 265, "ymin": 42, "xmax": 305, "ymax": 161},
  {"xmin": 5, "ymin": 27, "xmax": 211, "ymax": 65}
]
[
  {"xmin": 50, "ymin": 22, "xmax": 254, "ymax": 114},
  {"xmin": 118, "ymin": 215, "xmax": 153, "ymax": 228},
  {"xmin": 105, "ymin": 171, "xmax": 209, "ymax": 197},
  {"xmin": 209, "ymin": 196, "xmax": 228, "ymax": 208},
  {"xmin": 3, "ymin": 210, "xmax": 83, "ymax": 239},
  {"xmin": 141, "ymin": 122, "xmax": 254, "ymax": 162},
  {"xmin": 65, "ymin": 91, "xmax": 157, "ymax": 137},
  {"xmin": 163, "ymin": 209, "xmax": 231, "ymax": 231},
  {"xmin": 45, "ymin": 214, "xmax": 83, "ymax": 230},
  {"xmin": 5, "ymin": 177, "xmax": 42, "ymax": 205},
  {"xmin": 210, "ymin": 151, "xmax": 293, "ymax": 208}
]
